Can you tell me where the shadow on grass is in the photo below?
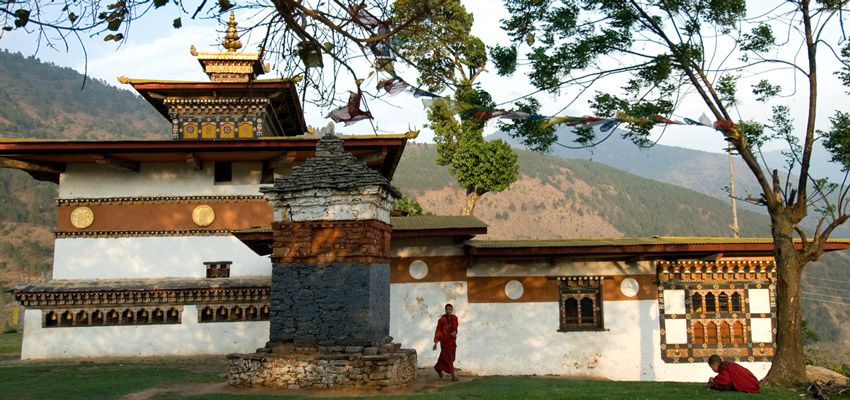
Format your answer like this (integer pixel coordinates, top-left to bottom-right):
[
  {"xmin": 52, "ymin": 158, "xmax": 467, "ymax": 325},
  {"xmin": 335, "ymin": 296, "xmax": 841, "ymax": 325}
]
[
  {"xmin": 0, "ymin": 363, "xmax": 220, "ymax": 400},
  {"xmin": 152, "ymin": 376, "xmax": 802, "ymax": 400}
]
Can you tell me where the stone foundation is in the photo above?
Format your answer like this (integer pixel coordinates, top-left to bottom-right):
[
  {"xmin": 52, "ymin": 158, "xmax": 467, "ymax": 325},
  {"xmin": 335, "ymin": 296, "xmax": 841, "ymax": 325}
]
[{"xmin": 227, "ymin": 342, "xmax": 417, "ymax": 390}]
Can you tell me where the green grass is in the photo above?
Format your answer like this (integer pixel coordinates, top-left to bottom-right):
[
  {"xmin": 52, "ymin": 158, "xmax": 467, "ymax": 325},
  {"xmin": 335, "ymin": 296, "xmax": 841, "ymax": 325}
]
[
  {"xmin": 152, "ymin": 376, "xmax": 799, "ymax": 400},
  {"xmin": 0, "ymin": 331, "xmax": 21, "ymax": 356},
  {"xmin": 0, "ymin": 363, "xmax": 220, "ymax": 400}
]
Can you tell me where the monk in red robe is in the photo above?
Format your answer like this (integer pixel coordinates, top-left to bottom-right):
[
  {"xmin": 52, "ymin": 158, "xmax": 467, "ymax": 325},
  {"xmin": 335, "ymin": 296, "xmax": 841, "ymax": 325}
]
[
  {"xmin": 707, "ymin": 354, "xmax": 760, "ymax": 394},
  {"xmin": 432, "ymin": 303, "xmax": 459, "ymax": 381}
]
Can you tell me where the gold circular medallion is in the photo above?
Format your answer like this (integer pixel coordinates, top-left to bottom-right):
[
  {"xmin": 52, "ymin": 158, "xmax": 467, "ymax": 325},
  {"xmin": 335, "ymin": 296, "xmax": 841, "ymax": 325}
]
[
  {"xmin": 70, "ymin": 207, "xmax": 94, "ymax": 229},
  {"xmin": 192, "ymin": 205, "xmax": 215, "ymax": 227}
]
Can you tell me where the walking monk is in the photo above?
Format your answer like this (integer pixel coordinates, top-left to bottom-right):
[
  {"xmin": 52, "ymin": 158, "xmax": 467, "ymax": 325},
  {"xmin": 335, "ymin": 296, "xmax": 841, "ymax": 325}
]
[
  {"xmin": 707, "ymin": 354, "xmax": 760, "ymax": 394},
  {"xmin": 432, "ymin": 303, "xmax": 459, "ymax": 381}
]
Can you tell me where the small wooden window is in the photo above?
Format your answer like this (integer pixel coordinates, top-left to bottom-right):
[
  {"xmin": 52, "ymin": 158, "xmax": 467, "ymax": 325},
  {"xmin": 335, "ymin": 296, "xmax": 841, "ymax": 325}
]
[
  {"xmin": 205, "ymin": 261, "xmax": 231, "ymax": 278},
  {"xmin": 718, "ymin": 292, "xmax": 729, "ymax": 313},
  {"xmin": 558, "ymin": 277, "xmax": 604, "ymax": 331},
  {"xmin": 693, "ymin": 321, "xmax": 705, "ymax": 344},
  {"xmin": 705, "ymin": 293, "xmax": 716, "ymax": 313},
  {"xmin": 691, "ymin": 293, "xmax": 703, "ymax": 313},
  {"xmin": 731, "ymin": 292, "xmax": 743, "ymax": 312},
  {"xmin": 214, "ymin": 162, "xmax": 232, "ymax": 183},
  {"xmin": 720, "ymin": 321, "xmax": 731, "ymax": 343},
  {"xmin": 706, "ymin": 322, "xmax": 718, "ymax": 344},
  {"xmin": 732, "ymin": 321, "xmax": 745, "ymax": 343}
]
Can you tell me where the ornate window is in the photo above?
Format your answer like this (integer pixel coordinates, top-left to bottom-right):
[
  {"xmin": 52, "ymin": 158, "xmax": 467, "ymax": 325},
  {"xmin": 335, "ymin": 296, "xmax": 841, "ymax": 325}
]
[
  {"xmin": 658, "ymin": 260, "xmax": 777, "ymax": 363},
  {"xmin": 558, "ymin": 276, "xmax": 604, "ymax": 332}
]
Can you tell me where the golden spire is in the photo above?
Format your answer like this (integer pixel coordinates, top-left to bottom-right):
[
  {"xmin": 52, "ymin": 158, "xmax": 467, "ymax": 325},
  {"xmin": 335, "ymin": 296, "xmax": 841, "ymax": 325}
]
[{"xmin": 223, "ymin": 11, "xmax": 242, "ymax": 52}]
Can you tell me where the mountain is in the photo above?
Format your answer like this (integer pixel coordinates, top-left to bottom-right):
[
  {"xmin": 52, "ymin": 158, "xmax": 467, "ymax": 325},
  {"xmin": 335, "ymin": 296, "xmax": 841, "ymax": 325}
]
[
  {"xmin": 393, "ymin": 143, "xmax": 770, "ymax": 239},
  {"xmin": 0, "ymin": 50, "xmax": 169, "ymax": 140},
  {"xmin": 489, "ymin": 127, "xmax": 850, "ymax": 236}
]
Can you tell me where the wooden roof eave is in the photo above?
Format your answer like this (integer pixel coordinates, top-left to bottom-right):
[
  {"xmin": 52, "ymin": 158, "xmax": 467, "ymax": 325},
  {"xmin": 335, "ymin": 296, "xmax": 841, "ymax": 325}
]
[
  {"xmin": 126, "ymin": 79, "xmax": 307, "ymax": 135},
  {"xmin": 464, "ymin": 241, "xmax": 850, "ymax": 260}
]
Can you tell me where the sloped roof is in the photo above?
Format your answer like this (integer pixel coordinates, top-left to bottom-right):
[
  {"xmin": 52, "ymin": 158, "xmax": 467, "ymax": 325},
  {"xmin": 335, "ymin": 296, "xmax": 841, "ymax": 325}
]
[
  {"xmin": 260, "ymin": 133, "xmax": 401, "ymax": 198},
  {"xmin": 392, "ymin": 215, "xmax": 488, "ymax": 231}
]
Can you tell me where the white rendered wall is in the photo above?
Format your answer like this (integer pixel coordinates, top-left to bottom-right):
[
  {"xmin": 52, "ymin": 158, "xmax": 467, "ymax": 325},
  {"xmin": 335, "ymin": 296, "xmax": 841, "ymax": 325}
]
[
  {"xmin": 52, "ymin": 236, "xmax": 271, "ymax": 279},
  {"xmin": 389, "ymin": 283, "xmax": 771, "ymax": 382},
  {"xmin": 21, "ymin": 307, "xmax": 269, "ymax": 359},
  {"xmin": 59, "ymin": 162, "xmax": 264, "ymax": 198},
  {"xmin": 390, "ymin": 281, "xmax": 468, "ymax": 371},
  {"xmin": 265, "ymin": 187, "xmax": 395, "ymax": 223}
]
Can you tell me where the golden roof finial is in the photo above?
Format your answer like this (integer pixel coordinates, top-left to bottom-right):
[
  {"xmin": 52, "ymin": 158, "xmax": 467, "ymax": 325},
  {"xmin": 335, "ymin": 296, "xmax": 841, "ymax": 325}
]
[{"xmin": 223, "ymin": 11, "xmax": 242, "ymax": 52}]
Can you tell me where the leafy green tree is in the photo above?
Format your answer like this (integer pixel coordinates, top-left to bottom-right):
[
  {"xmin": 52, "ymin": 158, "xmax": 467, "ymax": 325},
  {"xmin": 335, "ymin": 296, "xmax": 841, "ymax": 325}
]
[
  {"xmin": 394, "ymin": 196, "xmax": 430, "ymax": 216},
  {"xmin": 393, "ymin": 0, "xmax": 519, "ymax": 215},
  {"xmin": 496, "ymin": 0, "xmax": 850, "ymax": 385}
]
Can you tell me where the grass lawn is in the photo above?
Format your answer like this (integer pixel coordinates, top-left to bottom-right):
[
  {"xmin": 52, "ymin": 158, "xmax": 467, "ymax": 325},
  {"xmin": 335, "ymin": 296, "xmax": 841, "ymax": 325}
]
[
  {"xmin": 152, "ymin": 377, "xmax": 803, "ymax": 400},
  {"xmin": 0, "ymin": 359, "xmax": 808, "ymax": 400},
  {"xmin": 0, "ymin": 362, "xmax": 221, "ymax": 400},
  {"xmin": 0, "ymin": 331, "xmax": 21, "ymax": 357}
]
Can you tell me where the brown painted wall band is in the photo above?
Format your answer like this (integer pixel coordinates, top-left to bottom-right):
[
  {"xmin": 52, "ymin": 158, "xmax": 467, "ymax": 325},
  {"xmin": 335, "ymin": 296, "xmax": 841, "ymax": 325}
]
[
  {"xmin": 389, "ymin": 256, "xmax": 468, "ymax": 283},
  {"xmin": 467, "ymin": 274, "xmax": 658, "ymax": 303},
  {"xmin": 56, "ymin": 201, "xmax": 273, "ymax": 232}
]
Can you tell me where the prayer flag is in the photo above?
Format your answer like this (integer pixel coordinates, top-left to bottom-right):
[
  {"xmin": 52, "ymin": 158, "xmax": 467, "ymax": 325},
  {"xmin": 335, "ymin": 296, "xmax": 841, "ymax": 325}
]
[{"xmin": 327, "ymin": 92, "xmax": 373, "ymax": 126}]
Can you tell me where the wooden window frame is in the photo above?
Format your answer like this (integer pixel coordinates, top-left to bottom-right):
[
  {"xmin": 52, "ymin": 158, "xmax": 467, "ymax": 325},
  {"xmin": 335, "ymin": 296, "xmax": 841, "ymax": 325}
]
[{"xmin": 558, "ymin": 276, "xmax": 605, "ymax": 332}]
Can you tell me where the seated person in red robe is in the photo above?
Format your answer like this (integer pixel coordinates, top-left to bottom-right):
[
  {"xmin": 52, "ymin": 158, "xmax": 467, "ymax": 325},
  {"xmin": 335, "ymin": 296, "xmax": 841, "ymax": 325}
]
[
  {"xmin": 707, "ymin": 354, "xmax": 760, "ymax": 394},
  {"xmin": 432, "ymin": 303, "xmax": 459, "ymax": 382}
]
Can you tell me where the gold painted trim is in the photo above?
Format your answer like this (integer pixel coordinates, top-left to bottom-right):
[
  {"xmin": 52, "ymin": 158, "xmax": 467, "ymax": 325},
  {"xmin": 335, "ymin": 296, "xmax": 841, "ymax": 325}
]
[
  {"xmin": 70, "ymin": 207, "xmax": 94, "ymax": 229},
  {"xmin": 55, "ymin": 230, "xmax": 233, "ymax": 238},
  {"xmin": 57, "ymin": 195, "xmax": 265, "ymax": 206},
  {"xmin": 192, "ymin": 205, "xmax": 216, "ymax": 227}
]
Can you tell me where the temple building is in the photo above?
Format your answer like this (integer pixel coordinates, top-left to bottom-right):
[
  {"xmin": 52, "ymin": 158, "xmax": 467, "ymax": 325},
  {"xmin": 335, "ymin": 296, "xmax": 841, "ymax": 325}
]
[{"xmin": 4, "ymin": 14, "xmax": 850, "ymax": 385}]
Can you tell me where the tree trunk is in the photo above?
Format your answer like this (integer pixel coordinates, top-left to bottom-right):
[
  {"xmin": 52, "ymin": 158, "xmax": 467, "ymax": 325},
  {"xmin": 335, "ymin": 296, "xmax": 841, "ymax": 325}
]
[
  {"xmin": 461, "ymin": 190, "xmax": 481, "ymax": 215},
  {"xmin": 763, "ymin": 216, "xmax": 807, "ymax": 386}
]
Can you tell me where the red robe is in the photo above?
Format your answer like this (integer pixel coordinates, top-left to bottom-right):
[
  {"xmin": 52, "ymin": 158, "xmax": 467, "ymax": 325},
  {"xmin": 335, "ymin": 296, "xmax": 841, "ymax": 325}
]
[
  {"xmin": 434, "ymin": 314, "xmax": 458, "ymax": 374},
  {"xmin": 710, "ymin": 361, "xmax": 760, "ymax": 394}
]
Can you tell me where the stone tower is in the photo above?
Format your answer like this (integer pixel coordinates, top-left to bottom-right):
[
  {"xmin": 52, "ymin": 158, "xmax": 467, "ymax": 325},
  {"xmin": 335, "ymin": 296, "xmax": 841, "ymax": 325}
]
[{"xmin": 227, "ymin": 133, "xmax": 417, "ymax": 389}]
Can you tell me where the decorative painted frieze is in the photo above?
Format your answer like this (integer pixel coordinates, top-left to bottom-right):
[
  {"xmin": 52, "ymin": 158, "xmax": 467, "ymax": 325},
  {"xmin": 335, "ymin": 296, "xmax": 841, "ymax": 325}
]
[{"xmin": 657, "ymin": 260, "xmax": 777, "ymax": 363}]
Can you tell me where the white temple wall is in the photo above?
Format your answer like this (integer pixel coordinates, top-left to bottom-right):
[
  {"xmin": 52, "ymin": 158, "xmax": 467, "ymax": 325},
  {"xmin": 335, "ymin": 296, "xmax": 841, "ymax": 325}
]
[
  {"xmin": 52, "ymin": 236, "xmax": 271, "ymax": 279},
  {"xmin": 21, "ymin": 306, "xmax": 269, "ymax": 359},
  {"xmin": 389, "ymin": 281, "xmax": 468, "ymax": 370},
  {"xmin": 59, "ymin": 162, "xmax": 264, "ymax": 198},
  {"xmin": 388, "ymin": 283, "xmax": 771, "ymax": 382}
]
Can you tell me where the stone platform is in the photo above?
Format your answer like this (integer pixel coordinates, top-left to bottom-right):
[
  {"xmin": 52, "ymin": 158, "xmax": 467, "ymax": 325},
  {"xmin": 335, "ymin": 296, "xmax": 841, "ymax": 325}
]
[{"xmin": 227, "ymin": 342, "xmax": 417, "ymax": 390}]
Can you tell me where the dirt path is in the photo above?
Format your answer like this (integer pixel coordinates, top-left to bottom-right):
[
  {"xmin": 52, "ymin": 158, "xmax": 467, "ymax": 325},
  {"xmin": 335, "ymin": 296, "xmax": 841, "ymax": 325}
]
[{"xmin": 121, "ymin": 369, "xmax": 471, "ymax": 399}]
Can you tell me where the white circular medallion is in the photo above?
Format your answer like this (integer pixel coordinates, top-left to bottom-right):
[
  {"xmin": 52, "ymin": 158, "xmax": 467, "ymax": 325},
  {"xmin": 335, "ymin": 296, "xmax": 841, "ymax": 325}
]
[
  {"xmin": 408, "ymin": 260, "xmax": 429, "ymax": 280},
  {"xmin": 620, "ymin": 277, "xmax": 640, "ymax": 297},
  {"xmin": 505, "ymin": 280, "xmax": 524, "ymax": 300}
]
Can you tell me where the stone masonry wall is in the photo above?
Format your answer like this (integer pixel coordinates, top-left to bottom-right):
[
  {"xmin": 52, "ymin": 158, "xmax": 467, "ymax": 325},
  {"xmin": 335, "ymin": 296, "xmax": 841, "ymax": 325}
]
[
  {"xmin": 270, "ymin": 262, "xmax": 390, "ymax": 346},
  {"xmin": 227, "ymin": 343, "xmax": 417, "ymax": 390},
  {"xmin": 271, "ymin": 220, "xmax": 391, "ymax": 264}
]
